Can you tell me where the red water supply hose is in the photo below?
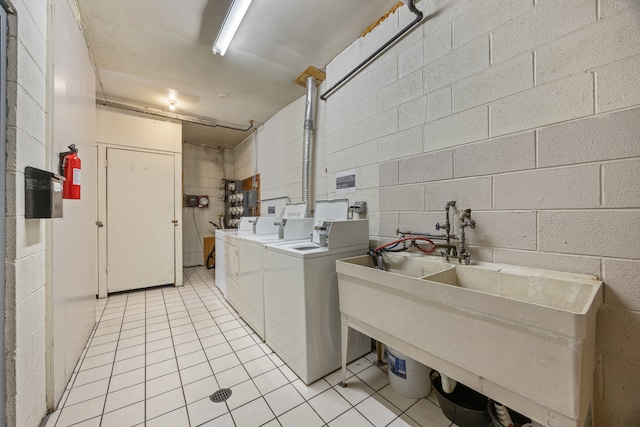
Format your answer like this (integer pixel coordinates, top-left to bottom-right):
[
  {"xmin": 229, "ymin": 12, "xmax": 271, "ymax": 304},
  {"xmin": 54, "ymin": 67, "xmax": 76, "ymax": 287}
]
[{"xmin": 373, "ymin": 236, "xmax": 435, "ymax": 254}]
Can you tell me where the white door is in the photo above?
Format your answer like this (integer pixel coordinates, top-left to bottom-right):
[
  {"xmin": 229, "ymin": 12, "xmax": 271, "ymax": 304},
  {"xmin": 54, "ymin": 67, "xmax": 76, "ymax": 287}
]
[{"xmin": 107, "ymin": 148, "xmax": 176, "ymax": 293}]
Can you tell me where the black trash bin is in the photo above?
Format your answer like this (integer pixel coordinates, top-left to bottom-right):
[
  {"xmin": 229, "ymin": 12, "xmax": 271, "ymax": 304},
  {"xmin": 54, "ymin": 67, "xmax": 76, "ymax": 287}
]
[{"xmin": 431, "ymin": 372, "xmax": 492, "ymax": 427}]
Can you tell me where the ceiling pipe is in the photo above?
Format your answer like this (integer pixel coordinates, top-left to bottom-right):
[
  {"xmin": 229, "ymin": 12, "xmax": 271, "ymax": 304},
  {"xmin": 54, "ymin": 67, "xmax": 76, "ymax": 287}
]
[
  {"xmin": 96, "ymin": 98, "xmax": 255, "ymax": 132},
  {"xmin": 320, "ymin": 0, "xmax": 423, "ymax": 101},
  {"xmin": 183, "ymin": 139, "xmax": 228, "ymax": 150},
  {"xmin": 302, "ymin": 76, "xmax": 316, "ymax": 218}
]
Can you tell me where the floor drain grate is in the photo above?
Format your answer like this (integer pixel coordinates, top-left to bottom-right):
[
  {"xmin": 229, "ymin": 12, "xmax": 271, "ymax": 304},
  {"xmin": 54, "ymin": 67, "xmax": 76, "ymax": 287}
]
[{"xmin": 210, "ymin": 388, "xmax": 232, "ymax": 403}]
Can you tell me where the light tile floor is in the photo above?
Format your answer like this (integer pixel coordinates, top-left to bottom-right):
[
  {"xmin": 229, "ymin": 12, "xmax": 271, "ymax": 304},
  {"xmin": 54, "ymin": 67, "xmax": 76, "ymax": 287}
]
[{"xmin": 45, "ymin": 267, "xmax": 457, "ymax": 427}]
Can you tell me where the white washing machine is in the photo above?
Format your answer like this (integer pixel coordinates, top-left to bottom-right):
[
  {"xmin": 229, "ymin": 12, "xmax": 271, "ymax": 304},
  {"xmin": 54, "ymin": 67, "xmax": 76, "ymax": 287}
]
[
  {"xmin": 218, "ymin": 217, "xmax": 258, "ymax": 312},
  {"xmin": 237, "ymin": 203, "xmax": 310, "ymax": 340},
  {"xmin": 214, "ymin": 228, "xmax": 236, "ymax": 297},
  {"xmin": 263, "ymin": 200, "xmax": 372, "ymax": 384}
]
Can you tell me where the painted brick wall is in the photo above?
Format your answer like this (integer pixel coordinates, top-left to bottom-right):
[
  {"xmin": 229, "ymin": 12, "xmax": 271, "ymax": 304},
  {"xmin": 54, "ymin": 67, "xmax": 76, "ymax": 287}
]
[
  {"xmin": 339, "ymin": 2, "xmax": 640, "ymax": 425},
  {"xmin": 234, "ymin": 94, "xmax": 329, "ymax": 208},
  {"xmin": 182, "ymin": 143, "xmax": 228, "ymax": 266},
  {"xmin": 236, "ymin": 1, "xmax": 640, "ymax": 425},
  {"xmin": 5, "ymin": 0, "xmax": 98, "ymax": 425},
  {"xmin": 5, "ymin": 0, "xmax": 49, "ymax": 426}
]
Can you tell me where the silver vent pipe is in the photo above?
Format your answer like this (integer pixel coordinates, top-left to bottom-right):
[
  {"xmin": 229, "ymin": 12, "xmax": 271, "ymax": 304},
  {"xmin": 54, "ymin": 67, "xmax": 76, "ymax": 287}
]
[{"xmin": 302, "ymin": 76, "xmax": 316, "ymax": 218}]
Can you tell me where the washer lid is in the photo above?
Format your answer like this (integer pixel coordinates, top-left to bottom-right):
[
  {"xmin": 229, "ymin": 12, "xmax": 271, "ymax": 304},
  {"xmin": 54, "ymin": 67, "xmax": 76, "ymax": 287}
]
[{"xmin": 282, "ymin": 202, "xmax": 307, "ymax": 219}]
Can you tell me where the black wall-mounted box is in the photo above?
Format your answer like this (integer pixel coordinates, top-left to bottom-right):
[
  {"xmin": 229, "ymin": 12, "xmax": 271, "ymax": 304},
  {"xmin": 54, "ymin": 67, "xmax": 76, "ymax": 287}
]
[
  {"xmin": 185, "ymin": 194, "xmax": 198, "ymax": 207},
  {"xmin": 25, "ymin": 167, "xmax": 63, "ymax": 219}
]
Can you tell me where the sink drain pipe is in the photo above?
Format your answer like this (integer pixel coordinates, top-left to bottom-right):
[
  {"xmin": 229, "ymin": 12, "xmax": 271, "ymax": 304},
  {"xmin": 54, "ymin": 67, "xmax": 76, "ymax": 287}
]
[
  {"xmin": 320, "ymin": 0, "xmax": 423, "ymax": 101},
  {"xmin": 302, "ymin": 76, "xmax": 316, "ymax": 218}
]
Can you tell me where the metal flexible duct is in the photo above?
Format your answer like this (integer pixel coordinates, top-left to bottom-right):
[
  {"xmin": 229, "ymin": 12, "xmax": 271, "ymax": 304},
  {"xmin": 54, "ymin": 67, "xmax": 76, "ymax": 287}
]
[{"xmin": 302, "ymin": 76, "xmax": 316, "ymax": 218}]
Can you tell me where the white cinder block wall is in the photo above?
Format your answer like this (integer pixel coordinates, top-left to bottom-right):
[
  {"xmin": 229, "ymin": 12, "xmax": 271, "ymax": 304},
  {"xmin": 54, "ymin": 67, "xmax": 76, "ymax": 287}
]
[
  {"xmin": 4, "ymin": 1, "xmax": 49, "ymax": 426},
  {"xmin": 234, "ymin": 91, "xmax": 329, "ymax": 212},
  {"xmin": 5, "ymin": 0, "xmax": 97, "ymax": 425},
  {"xmin": 232, "ymin": 132, "xmax": 255, "ymax": 183},
  {"xmin": 182, "ymin": 143, "xmax": 228, "ymax": 265},
  {"xmin": 235, "ymin": 1, "xmax": 640, "ymax": 425}
]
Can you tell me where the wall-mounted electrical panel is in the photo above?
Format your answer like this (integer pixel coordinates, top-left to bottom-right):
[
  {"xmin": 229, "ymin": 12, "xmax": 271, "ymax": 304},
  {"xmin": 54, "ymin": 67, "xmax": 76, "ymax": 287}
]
[
  {"xmin": 223, "ymin": 179, "xmax": 258, "ymax": 228},
  {"xmin": 184, "ymin": 194, "xmax": 209, "ymax": 208},
  {"xmin": 185, "ymin": 195, "xmax": 198, "ymax": 207},
  {"xmin": 224, "ymin": 179, "xmax": 243, "ymax": 228}
]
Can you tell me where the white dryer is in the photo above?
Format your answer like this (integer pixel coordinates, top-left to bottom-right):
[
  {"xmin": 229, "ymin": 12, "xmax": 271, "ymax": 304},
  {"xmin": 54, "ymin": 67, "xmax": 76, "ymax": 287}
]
[
  {"xmin": 237, "ymin": 203, "xmax": 311, "ymax": 340},
  {"xmin": 263, "ymin": 200, "xmax": 371, "ymax": 384}
]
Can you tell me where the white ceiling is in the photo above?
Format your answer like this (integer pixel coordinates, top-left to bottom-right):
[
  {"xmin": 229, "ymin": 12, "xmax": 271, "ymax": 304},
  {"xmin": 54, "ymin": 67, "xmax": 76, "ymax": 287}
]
[{"xmin": 77, "ymin": 0, "xmax": 400, "ymax": 148}]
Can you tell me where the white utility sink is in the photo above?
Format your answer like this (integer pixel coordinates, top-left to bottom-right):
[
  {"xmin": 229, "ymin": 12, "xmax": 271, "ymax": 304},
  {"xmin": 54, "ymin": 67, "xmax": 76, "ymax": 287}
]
[{"xmin": 336, "ymin": 253, "xmax": 603, "ymax": 427}]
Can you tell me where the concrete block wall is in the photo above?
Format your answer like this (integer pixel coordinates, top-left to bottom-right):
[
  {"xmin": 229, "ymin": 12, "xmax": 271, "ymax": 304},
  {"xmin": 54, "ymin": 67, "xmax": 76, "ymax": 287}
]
[
  {"xmin": 182, "ymin": 143, "xmax": 227, "ymax": 266},
  {"xmin": 4, "ymin": 1, "xmax": 49, "ymax": 426},
  {"xmin": 333, "ymin": 1, "xmax": 638, "ymax": 425},
  {"xmin": 5, "ymin": 0, "xmax": 98, "ymax": 424},
  {"xmin": 234, "ymin": 94, "xmax": 329, "ymax": 211},
  {"xmin": 232, "ymin": 131, "xmax": 254, "ymax": 182},
  {"xmin": 234, "ymin": 1, "xmax": 640, "ymax": 425}
]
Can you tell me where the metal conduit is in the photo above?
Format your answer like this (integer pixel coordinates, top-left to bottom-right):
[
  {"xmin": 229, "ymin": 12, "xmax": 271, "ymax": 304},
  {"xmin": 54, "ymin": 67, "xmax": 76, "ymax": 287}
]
[
  {"xmin": 258, "ymin": 196, "xmax": 291, "ymax": 204},
  {"xmin": 96, "ymin": 98, "xmax": 255, "ymax": 132},
  {"xmin": 320, "ymin": 0, "xmax": 423, "ymax": 101}
]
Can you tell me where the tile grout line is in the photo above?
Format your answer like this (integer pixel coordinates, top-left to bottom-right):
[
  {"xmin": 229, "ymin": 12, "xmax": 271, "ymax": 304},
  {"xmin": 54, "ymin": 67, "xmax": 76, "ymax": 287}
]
[
  {"xmin": 179, "ymin": 274, "xmax": 252, "ymax": 425},
  {"xmin": 157, "ymin": 284, "xmax": 190, "ymax": 424},
  {"xmin": 188, "ymin": 269, "xmax": 289, "ymax": 425},
  {"xmin": 53, "ymin": 309, "xmax": 106, "ymax": 424},
  {"xmin": 142, "ymin": 286, "xmax": 184, "ymax": 424},
  {"xmin": 198, "ymin": 273, "xmax": 287, "ymax": 422},
  {"xmin": 60, "ymin": 268, "xmax": 449, "ymax": 427},
  {"xmin": 97, "ymin": 293, "xmax": 129, "ymax": 427},
  {"xmin": 142, "ymin": 287, "xmax": 152, "ymax": 425},
  {"xmin": 194, "ymin": 268, "xmax": 394, "ymax": 427},
  {"xmin": 180, "ymin": 275, "xmax": 237, "ymax": 424}
]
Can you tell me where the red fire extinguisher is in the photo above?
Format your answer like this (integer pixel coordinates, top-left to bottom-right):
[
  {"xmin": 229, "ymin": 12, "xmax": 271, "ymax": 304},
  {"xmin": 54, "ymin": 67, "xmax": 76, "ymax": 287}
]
[{"xmin": 59, "ymin": 144, "xmax": 81, "ymax": 199}]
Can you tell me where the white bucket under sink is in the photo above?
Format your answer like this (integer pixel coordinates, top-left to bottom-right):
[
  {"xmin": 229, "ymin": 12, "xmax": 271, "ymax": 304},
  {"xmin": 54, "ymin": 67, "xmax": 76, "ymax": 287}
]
[{"xmin": 387, "ymin": 345, "xmax": 431, "ymax": 399}]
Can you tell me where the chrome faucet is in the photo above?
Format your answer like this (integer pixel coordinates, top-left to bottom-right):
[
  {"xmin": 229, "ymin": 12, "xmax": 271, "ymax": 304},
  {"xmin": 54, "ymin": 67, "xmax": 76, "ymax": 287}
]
[
  {"xmin": 248, "ymin": 218, "xmax": 258, "ymax": 234},
  {"xmin": 274, "ymin": 218, "xmax": 287, "ymax": 239},
  {"xmin": 456, "ymin": 209, "xmax": 476, "ymax": 264},
  {"xmin": 435, "ymin": 201, "xmax": 457, "ymax": 258},
  {"xmin": 396, "ymin": 200, "xmax": 477, "ymax": 264}
]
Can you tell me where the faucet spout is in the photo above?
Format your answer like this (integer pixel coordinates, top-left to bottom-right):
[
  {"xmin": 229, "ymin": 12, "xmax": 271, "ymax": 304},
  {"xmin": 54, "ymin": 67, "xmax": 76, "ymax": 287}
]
[
  {"xmin": 457, "ymin": 209, "xmax": 476, "ymax": 264},
  {"xmin": 434, "ymin": 243, "xmax": 458, "ymax": 258},
  {"xmin": 434, "ymin": 201, "xmax": 457, "ymax": 257}
]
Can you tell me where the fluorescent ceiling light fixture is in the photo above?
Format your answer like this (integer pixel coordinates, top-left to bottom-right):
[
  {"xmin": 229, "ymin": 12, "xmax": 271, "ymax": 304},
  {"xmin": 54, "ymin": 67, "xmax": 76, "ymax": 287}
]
[{"xmin": 213, "ymin": 0, "xmax": 252, "ymax": 56}]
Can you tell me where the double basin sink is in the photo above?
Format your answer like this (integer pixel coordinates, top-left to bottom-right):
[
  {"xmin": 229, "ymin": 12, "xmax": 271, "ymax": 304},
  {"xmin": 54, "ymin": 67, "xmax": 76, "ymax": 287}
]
[{"xmin": 336, "ymin": 253, "xmax": 603, "ymax": 427}]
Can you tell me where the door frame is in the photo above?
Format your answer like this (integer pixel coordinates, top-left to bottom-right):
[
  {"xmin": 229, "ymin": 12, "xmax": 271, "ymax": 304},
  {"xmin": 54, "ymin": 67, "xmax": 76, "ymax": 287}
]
[{"xmin": 97, "ymin": 143, "xmax": 183, "ymax": 298}]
